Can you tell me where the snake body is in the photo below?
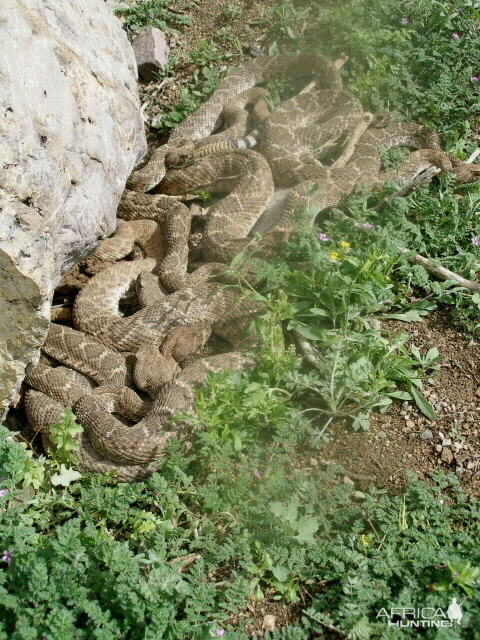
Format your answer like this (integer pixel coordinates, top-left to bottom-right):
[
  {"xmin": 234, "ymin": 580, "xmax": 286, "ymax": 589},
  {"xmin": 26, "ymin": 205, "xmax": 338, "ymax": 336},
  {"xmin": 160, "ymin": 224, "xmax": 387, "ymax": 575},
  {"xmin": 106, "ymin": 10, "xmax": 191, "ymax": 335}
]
[{"xmin": 24, "ymin": 54, "xmax": 480, "ymax": 481}]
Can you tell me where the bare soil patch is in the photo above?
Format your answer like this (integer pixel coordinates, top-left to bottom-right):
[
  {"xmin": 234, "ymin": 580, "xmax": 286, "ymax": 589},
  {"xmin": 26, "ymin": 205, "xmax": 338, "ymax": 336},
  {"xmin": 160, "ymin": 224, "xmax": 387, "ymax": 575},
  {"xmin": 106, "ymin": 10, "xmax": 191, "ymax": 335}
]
[{"xmin": 320, "ymin": 311, "xmax": 480, "ymax": 497}]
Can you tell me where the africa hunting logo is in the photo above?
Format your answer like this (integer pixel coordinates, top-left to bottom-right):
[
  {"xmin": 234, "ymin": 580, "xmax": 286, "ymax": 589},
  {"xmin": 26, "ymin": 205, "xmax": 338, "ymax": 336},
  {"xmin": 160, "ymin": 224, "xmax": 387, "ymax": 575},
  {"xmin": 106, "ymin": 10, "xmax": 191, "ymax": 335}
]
[{"xmin": 376, "ymin": 598, "xmax": 465, "ymax": 628}]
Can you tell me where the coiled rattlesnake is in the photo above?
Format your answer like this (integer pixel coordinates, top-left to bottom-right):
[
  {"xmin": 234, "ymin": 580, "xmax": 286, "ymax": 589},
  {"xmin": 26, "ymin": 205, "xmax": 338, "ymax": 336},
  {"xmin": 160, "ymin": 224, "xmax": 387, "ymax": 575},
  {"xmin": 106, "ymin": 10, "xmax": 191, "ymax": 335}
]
[{"xmin": 24, "ymin": 53, "xmax": 480, "ymax": 481}]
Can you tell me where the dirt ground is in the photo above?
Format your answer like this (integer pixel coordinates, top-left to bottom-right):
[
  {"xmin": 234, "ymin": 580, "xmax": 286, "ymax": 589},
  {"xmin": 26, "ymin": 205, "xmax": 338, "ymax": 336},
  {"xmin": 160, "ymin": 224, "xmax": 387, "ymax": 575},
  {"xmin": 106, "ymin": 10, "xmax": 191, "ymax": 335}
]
[{"xmin": 320, "ymin": 311, "xmax": 480, "ymax": 497}]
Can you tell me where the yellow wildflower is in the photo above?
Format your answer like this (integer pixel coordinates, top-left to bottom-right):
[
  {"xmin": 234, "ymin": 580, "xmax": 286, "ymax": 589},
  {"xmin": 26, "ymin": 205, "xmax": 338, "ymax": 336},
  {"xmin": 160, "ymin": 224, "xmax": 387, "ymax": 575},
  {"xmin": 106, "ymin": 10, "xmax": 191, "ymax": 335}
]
[
  {"xmin": 339, "ymin": 241, "xmax": 351, "ymax": 249},
  {"xmin": 329, "ymin": 251, "xmax": 340, "ymax": 261},
  {"xmin": 359, "ymin": 534, "xmax": 373, "ymax": 547}
]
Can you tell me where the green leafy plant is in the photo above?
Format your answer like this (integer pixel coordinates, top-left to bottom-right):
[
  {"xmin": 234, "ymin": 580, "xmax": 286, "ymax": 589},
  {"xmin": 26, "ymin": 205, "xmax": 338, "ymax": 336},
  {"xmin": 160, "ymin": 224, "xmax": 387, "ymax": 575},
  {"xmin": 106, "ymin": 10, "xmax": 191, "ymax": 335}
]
[
  {"xmin": 48, "ymin": 407, "xmax": 83, "ymax": 466},
  {"xmin": 223, "ymin": 3, "xmax": 242, "ymax": 19},
  {"xmin": 115, "ymin": 0, "xmax": 192, "ymax": 36}
]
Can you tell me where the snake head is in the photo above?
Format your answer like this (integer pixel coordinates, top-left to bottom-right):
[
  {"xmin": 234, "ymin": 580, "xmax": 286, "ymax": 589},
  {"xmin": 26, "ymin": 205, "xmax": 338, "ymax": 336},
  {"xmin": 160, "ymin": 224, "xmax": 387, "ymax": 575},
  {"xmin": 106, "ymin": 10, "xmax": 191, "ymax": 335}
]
[{"xmin": 165, "ymin": 149, "xmax": 195, "ymax": 169}]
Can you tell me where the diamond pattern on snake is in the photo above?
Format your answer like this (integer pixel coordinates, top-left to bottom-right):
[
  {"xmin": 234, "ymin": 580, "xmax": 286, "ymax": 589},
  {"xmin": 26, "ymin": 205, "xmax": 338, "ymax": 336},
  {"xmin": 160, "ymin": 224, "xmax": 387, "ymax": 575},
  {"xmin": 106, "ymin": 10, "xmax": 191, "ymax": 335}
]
[{"xmin": 25, "ymin": 54, "xmax": 480, "ymax": 481}]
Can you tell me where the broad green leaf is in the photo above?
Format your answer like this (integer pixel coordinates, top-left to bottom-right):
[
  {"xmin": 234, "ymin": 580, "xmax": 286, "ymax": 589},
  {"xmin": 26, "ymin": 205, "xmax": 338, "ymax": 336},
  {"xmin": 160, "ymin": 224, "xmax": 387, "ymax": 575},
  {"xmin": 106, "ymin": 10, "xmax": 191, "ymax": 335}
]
[
  {"xmin": 425, "ymin": 347, "xmax": 440, "ymax": 362},
  {"xmin": 293, "ymin": 326, "xmax": 325, "ymax": 340},
  {"xmin": 233, "ymin": 434, "xmax": 243, "ymax": 452},
  {"xmin": 294, "ymin": 517, "xmax": 319, "ymax": 544},
  {"xmin": 50, "ymin": 465, "xmax": 82, "ymax": 487},
  {"xmin": 352, "ymin": 413, "xmax": 370, "ymax": 431},
  {"xmin": 271, "ymin": 565, "xmax": 289, "ymax": 583},
  {"xmin": 380, "ymin": 310, "xmax": 424, "ymax": 322},
  {"xmin": 388, "ymin": 391, "xmax": 412, "ymax": 400},
  {"xmin": 410, "ymin": 387, "xmax": 437, "ymax": 421},
  {"xmin": 307, "ymin": 308, "xmax": 329, "ymax": 317},
  {"xmin": 270, "ymin": 500, "xmax": 298, "ymax": 524},
  {"xmin": 410, "ymin": 344, "xmax": 421, "ymax": 360}
]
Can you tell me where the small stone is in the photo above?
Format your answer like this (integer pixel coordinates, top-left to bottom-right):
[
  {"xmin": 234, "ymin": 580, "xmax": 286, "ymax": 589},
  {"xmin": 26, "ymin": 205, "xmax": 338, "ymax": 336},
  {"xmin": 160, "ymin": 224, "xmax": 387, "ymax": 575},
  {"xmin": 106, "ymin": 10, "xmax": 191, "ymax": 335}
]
[
  {"xmin": 406, "ymin": 420, "xmax": 416, "ymax": 429},
  {"xmin": 456, "ymin": 465, "xmax": 464, "ymax": 477},
  {"xmin": 420, "ymin": 429, "xmax": 433, "ymax": 440},
  {"xmin": 436, "ymin": 444, "xmax": 443, "ymax": 453},
  {"xmin": 441, "ymin": 448, "xmax": 454, "ymax": 464},
  {"xmin": 132, "ymin": 27, "xmax": 169, "ymax": 81},
  {"xmin": 442, "ymin": 438, "xmax": 452, "ymax": 447},
  {"xmin": 438, "ymin": 431, "xmax": 445, "ymax": 440},
  {"xmin": 262, "ymin": 615, "xmax": 276, "ymax": 632},
  {"xmin": 376, "ymin": 430, "xmax": 387, "ymax": 439}
]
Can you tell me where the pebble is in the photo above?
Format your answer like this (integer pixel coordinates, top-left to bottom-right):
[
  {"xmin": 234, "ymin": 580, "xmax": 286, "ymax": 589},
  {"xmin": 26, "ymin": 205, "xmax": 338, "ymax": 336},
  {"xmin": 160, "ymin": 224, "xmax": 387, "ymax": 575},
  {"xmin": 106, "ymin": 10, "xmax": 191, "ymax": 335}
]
[
  {"xmin": 376, "ymin": 431, "xmax": 387, "ymax": 439},
  {"xmin": 132, "ymin": 28, "xmax": 170, "ymax": 82},
  {"xmin": 420, "ymin": 429, "xmax": 433, "ymax": 440},
  {"xmin": 262, "ymin": 615, "xmax": 276, "ymax": 632},
  {"xmin": 442, "ymin": 438, "xmax": 452, "ymax": 447},
  {"xmin": 406, "ymin": 420, "xmax": 416, "ymax": 429},
  {"xmin": 441, "ymin": 448, "xmax": 454, "ymax": 464},
  {"xmin": 436, "ymin": 444, "xmax": 443, "ymax": 453}
]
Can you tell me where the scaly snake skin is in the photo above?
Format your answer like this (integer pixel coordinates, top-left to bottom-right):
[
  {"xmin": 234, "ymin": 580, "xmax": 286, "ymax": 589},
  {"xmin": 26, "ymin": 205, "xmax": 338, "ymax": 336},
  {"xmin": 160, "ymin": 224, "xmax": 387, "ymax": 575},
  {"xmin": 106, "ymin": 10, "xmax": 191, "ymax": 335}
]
[{"xmin": 24, "ymin": 54, "xmax": 480, "ymax": 481}]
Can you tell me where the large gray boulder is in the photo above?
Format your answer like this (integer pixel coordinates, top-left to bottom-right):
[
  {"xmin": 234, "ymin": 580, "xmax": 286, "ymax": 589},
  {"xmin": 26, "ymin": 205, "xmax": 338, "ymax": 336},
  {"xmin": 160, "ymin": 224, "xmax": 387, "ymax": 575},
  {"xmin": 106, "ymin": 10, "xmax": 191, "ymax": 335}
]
[{"xmin": 0, "ymin": 0, "xmax": 147, "ymax": 420}]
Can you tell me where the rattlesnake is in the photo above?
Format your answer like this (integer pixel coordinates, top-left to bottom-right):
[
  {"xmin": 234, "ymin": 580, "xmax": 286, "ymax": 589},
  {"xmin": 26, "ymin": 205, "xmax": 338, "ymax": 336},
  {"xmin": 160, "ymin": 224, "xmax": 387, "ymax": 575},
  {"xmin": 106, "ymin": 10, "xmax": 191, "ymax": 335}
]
[{"xmin": 25, "ymin": 54, "xmax": 480, "ymax": 481}]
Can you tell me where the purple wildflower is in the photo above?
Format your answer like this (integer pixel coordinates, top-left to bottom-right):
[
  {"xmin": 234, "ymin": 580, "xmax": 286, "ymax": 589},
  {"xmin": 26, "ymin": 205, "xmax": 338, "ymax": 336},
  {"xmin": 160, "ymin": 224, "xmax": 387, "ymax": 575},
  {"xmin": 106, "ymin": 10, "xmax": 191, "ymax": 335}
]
[
  {"xmin": 471, "ymin": 235, "xmax": 480, "ymax": 247},
  {"xmin": 318, "ymin": 232, "xmax": 330, "ymax": 242},
  {"xmin": 212, "ymin": 630, "xmax": 225, "ymax": 638},
  {"xmin": 1, "ymin": 550, "xmax": 12, "ymax": 565},
  {"xmin": 358, "ymin": 222, "xmax": 375, "ymax": 231},
  {"xmin": 400, "ymin": 17, "xmax": 409, "ymax": 25},
  {"xmin": 452, "ymin": 32, "xmax": 461, "ymax": 40},
  {"xmin": 470, "ymin": 76, "xmax": 480, "ymax": 83},
  {"xmin": 0, "ymin": 489, "xmax": 7, "ymax": 498}
]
